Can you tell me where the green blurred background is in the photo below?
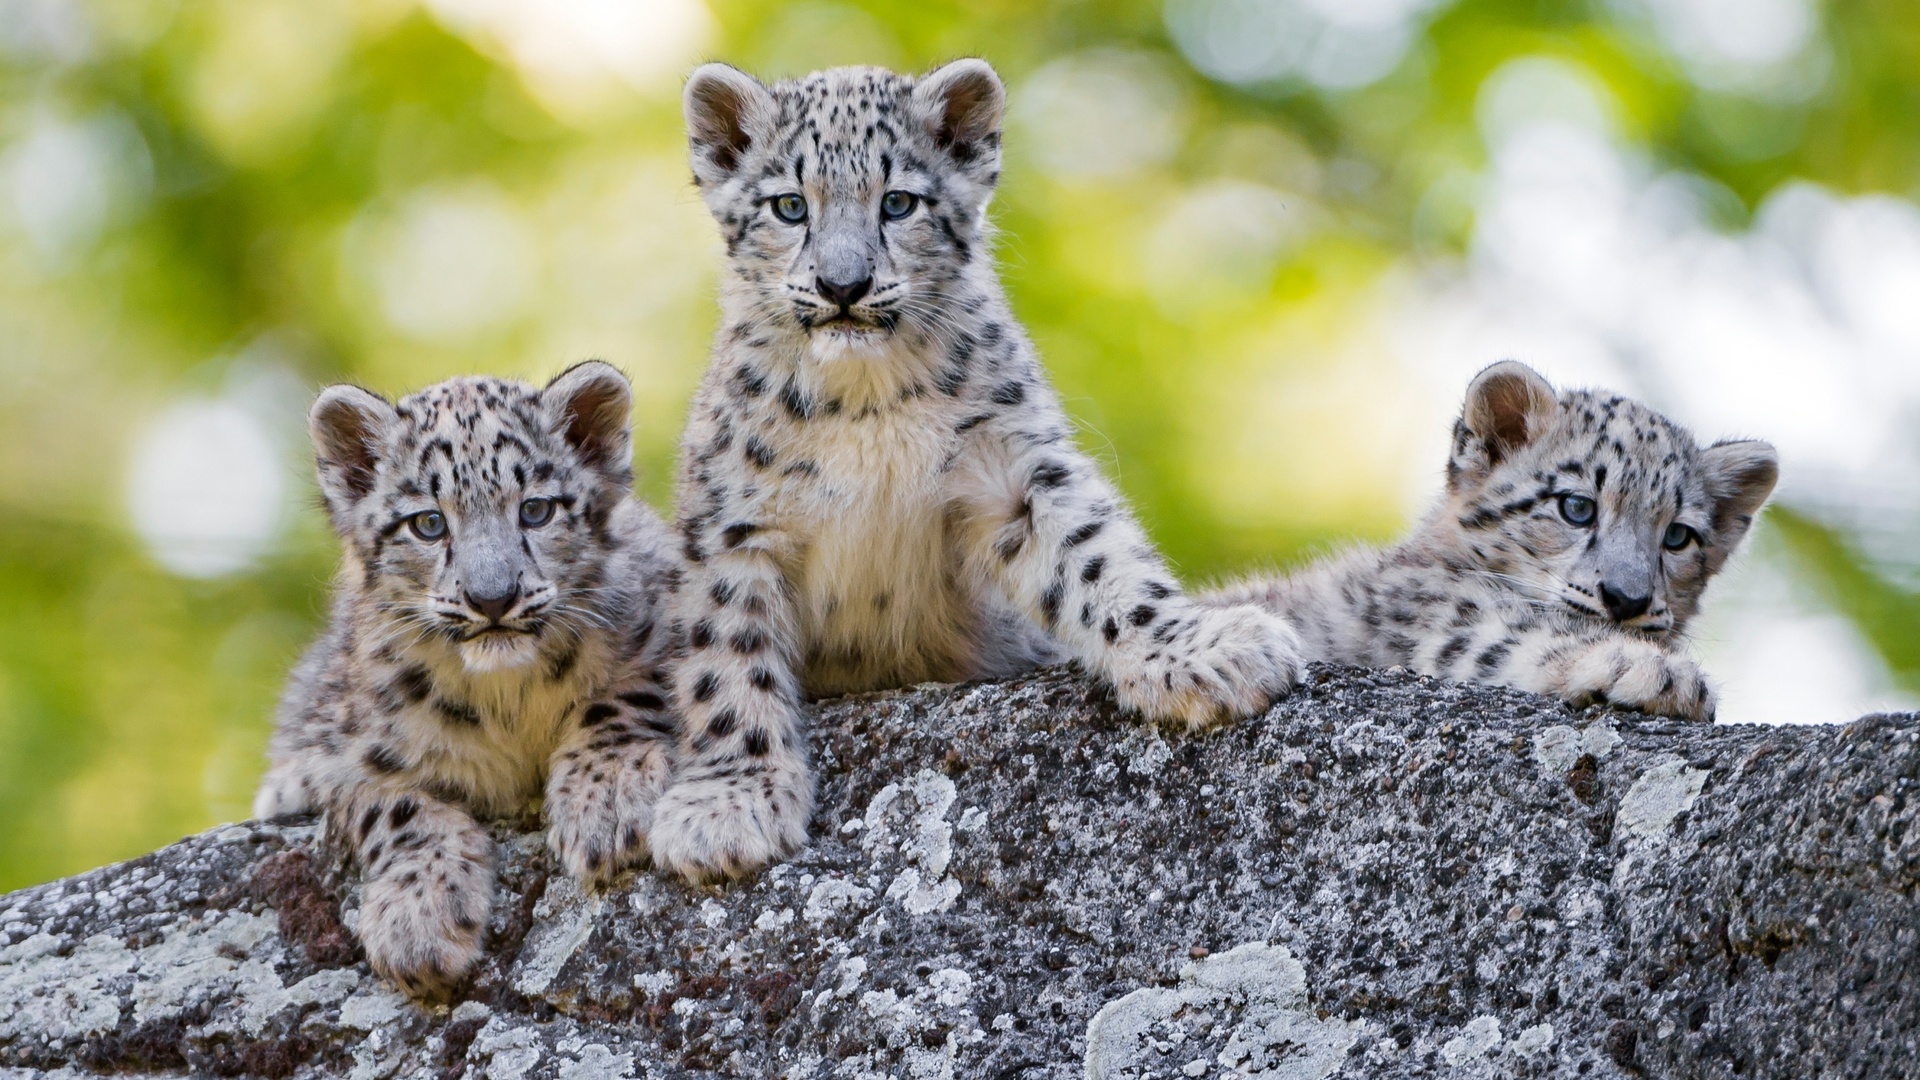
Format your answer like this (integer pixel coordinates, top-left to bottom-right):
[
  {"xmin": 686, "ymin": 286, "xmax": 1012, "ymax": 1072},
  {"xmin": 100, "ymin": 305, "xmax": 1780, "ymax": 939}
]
[{"xmin": 2, "ymin": 0, "xmax": 1916, "ymax": 890}]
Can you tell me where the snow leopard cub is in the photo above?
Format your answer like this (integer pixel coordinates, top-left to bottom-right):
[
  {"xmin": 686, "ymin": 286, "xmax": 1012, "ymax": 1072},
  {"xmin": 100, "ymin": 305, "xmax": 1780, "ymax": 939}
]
[
  {"xmin": 1210, "ymin": 361, "xmax": 1778, "ymax": 721},
  {"xmin": 647, "ymin": 60, "xmax": 1301, "ymax": 883},
  {"xmin": 252, "ymin": 363, "xmax": 681, "ymax": 997}
]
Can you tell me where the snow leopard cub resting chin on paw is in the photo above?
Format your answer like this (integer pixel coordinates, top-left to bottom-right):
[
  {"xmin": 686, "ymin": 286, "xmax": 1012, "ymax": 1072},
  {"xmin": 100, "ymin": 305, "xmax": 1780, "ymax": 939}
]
[
  {"xmin": 251, "ymin": 362, "xmax": 682, "ymax": 999},
  {"xmin": 1210, "ymin": 361, "xmax": 1778, "ymax": 722},
  {"xmin": 648, "ymin": 59, "xmax": 1300, "ymax": 884}
]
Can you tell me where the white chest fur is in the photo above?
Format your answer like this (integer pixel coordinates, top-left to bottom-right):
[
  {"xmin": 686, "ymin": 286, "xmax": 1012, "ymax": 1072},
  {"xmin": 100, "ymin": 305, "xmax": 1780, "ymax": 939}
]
[
  {"xmin": 775, "ymin": 401, "xmax": 979, "ymax": 694},
  {"xmin": 395, "ymin": 653, "xmax": 602, "ymax": 815}
]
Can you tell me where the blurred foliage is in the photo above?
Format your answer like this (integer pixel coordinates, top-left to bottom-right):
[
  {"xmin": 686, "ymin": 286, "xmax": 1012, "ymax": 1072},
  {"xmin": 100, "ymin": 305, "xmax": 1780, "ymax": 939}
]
[
  {"xmin": 1770, "ymin": 507, "xmax": 1920, "ymax": 695},
  {"xmin": 2, "ymin": 0, "xmax": 1917, "ymax": 889}
]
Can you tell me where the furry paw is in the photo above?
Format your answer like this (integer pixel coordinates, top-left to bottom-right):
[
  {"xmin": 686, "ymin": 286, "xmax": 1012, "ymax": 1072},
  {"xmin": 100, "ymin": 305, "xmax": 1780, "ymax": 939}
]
[
  {"xmin": 649, "ymin": 763, "xmax": 814, "ymax": 885},
  {"xmin": 1562, "ymin": 638, "xmax": 1717, "ymax": 722},
  {"xmin": 1110, "ymin": 603, "xmax": 1302, "ymax": 730},
  {"xmin": 251, "ymin": 764, "xmax": 314, "ymax": 820},
  {"xmin": 545, "ymin": 729, "xmax": 674, "ymax": 886},
  {"xmin": 356, "ymin": 835, "xmax": 494, "ymax": 999}
]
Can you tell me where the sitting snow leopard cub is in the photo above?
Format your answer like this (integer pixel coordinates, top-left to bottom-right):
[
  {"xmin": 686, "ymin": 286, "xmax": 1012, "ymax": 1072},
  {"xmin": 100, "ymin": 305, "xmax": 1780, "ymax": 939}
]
[
  {"xmin": 649, "ymin": 59, "xmax": 1301, "ymax": 882},
  {"xmin": 253, "ymin": 363, "xmax": 681, "ymax": 997},
  {"xmin": 1209, "ymin": 361, "xmax": 1777, "ymax": 721}
]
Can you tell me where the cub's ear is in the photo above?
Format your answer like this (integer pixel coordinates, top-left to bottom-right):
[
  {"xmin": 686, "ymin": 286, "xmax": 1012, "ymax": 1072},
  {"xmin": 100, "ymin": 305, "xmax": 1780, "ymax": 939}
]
[
  {"xmin": 543, "ymin": 360, "xmax": 633, "ymax": 488},
  {"xmin": 309, "ymin": 385, "xmax": 396, "ymax": 520},
  {"xmin": 1449, "ymin": 360, "xmax": 1559, "ymax": 491},
  {"xmin": 1701, "ymin": 438, "xmax": 1779, "ymax": 549},
  {"xmin": 684, "ymin": 63, "xmax": 773, "ymax": 188},
  {"xmin": 912, "ymin": 58, "xmax": 1004, "ymax": 176}
]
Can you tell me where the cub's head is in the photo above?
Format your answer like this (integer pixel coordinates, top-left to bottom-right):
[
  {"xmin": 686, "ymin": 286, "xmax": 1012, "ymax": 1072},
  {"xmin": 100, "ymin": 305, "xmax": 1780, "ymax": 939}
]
[
  {"xmin": 682, "ymin": 59, "xmax": 1004, "ymax": 362},
  {"xmin": 309, "ymin": 362, "xmax": 635, "ymax": 673},
  {"xmin": 1442, "ymin": 361, "xmax": 1778, "ymax": 637}
]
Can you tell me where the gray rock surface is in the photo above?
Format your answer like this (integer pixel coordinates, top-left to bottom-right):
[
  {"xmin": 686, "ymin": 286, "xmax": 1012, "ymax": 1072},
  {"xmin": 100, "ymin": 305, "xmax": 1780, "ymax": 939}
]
[{"xmin": 2, "ymin": 665, "xmax": 1917, "ymax": 1079}]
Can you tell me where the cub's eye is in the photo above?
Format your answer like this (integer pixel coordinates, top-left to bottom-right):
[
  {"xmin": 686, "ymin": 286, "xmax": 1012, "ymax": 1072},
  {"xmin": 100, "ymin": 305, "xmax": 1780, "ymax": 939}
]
[
  {"xmin": 408, "ymin": 510, "xmax": 447, "ymax": 541},
  {"xmin": 881, "ymin": 190, "xmax": 919, "ymax": 220},
  {"xmin": 519, "ymin": 497, "xmax": 554, "ymax": 528},
  {"xmin": 1663, "ymin": 522, "xmax": 1699, "ymax": 551},
  {"xmin": 772, "ymin": 193, "xmax": 808, "ymax": 224},
  {"xmin": 1558, "ymin": 494, "xmax": 1597, "ymax": 527}
]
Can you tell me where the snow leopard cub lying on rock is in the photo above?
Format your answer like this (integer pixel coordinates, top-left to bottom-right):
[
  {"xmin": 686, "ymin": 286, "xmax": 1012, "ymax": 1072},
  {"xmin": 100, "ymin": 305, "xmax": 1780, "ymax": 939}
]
[
  {"xmin": 648, "ymin": 59, "xmax": 1301, "ymax": 883},
  {"xmin": 253, "ymin": 363, "xmax": 681, "ymax": 997},
  {"xmin": 1210, "ymin": 361, "xmax": 1777, "ymax": 722}
]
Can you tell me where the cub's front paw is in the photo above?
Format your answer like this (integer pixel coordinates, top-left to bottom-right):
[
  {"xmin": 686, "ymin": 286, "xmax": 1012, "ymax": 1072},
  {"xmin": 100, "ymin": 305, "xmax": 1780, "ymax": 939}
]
[
  {"xmin": 1563, "ymin": 639, "xmax": 1717, "ymax": 722},
  {"xmin": 649, "ymin": 763, "xmax": 814, "ymax": 885},
  {"xmin": 1111, "ymin": 603, "xmax": 1301, "ymax": 730},
  {"xmin": 545, "ymin": 731, "xmax": 674, "ymax": 886},
  {"xmin": 357, "ymin": 851, "xmax": 492, "ymax": 1000}
]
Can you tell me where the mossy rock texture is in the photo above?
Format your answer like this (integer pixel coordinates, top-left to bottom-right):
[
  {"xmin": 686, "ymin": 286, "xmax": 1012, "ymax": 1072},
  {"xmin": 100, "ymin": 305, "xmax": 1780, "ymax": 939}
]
[{"xmin": 3, "ymin": 666, "xmax": 1917, "ymax": 1078}]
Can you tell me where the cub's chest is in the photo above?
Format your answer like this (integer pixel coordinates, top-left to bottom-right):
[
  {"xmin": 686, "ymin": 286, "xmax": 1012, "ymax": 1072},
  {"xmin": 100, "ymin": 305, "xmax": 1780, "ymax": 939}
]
[
  {"xmin": 388, "ymin": 666, "xmax": 587, "ymax": 812},
  {"xmin": 768, "ymin": 409, "xmax": 969, "ymax": 641}
]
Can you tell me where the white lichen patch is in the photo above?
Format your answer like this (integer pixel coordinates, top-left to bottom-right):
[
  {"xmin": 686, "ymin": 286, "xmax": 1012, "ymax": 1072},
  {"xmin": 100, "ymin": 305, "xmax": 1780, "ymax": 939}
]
[
  {"xmin": 1533, "ymin": 724, "xmax": 1621, "ymax": 774},
  {"xmin": 834, "ymin": 956, "xmax": 868, "ymax": 996},
  {"xmin": 514, "ymin": 875, "xmax": 602, "ymax": 997},
  {"xmin": 633, "ymin": 970, "xmax": 676, "ymax": 995},
  {"xmin": 929, "ymin": 967, "xmax": 974, "ymax": 1007},
  {"xmin": 905, "ymin": 1032, "xmax": 959, "ymax": 1080},
  {"xmin": 804, "ymin": 878, "xmax": 876, "ymax": 923},
  {"xmin": 129, "ymin": 910, "xmax": 282, "ymax": 1027},
  {"xmin": 861, "ymin": 770, "xmax": 962, "ymax": 916},
  {"xmin": 1122, "ymin": 730, "xmax": 1175, "ymax": 777},
  {"xmin": 0, "ymin": 933, "xmax": 132, "ymax": 1041},
  {"xmin": 754, "ymin": 907, "xmax": 796, "ymax": 932},
  {"xmin": 555, "ymin": 1043, "xmax": 635, "ymax": 1080},
  {"xmin": 338, "ymin": 986, "xmax": 406, "ymax": 1030},
  {"xmin": 241, "ymin": 965, "xmax": 363, "ymax": 1035},
  {"xmin": 1083, "ymin": 943, "xmax": 1359, "ymax": 1080},
  {"xmin": 1511, "ymin": 1022, "xmax": 1555, "ymax": 1057},
  {"xmin": 1617, "ymin": 757, "xmax": 1709, "ymax": 840},
  {"xmin": 1440, "ymin": 1015, "xmax": 1501, "ymax": 1064}
]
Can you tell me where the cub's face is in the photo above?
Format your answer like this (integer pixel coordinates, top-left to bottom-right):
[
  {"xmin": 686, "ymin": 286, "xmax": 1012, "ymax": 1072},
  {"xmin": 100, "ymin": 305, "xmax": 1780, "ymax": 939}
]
[
  {"xmin": 309, "ymin": 363, "xmax": 635, "ymax": 673},
  {"xmin": 682, "ymin": 60, "xmax": 1005, "ymax": 363},
  {"xmin": 1444, "ymin": 362, "xmax": 1779, "ymax": 637}
]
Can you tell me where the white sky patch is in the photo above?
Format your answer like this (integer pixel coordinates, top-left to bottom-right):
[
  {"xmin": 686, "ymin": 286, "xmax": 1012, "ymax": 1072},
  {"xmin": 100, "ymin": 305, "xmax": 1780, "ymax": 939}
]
[
  {"xmin": 1620, "ymin": 0, "xmax": 1826, "ymax": 99},
  {"xmin": 1013, "ymin": 49, "xmax": 1189, "ymax": 180},
  {"xmin": 0, "ymin": 0, "xmax": 92, "ymax": 65},
  {"xmin": 1, "ymin": 104, "xmax": 150, "ymax": 266},
  {"xmin": 1165, "ymin": 0, "xmax": 1451, "ymax": 91},
  {"xmin": 423, "ymin": 0, "xmax": 713, "ymax": 119},
  {"xmin": 126, "ymin": 398, "xmax": 285, "ymax": 580},
  {"xmin": 364, "ymin": 182, "xmax": 539, "ymax": 343},
  {"xmin": 1143, "ymin": 180, "xmax": 1314, "ymax": 317}
]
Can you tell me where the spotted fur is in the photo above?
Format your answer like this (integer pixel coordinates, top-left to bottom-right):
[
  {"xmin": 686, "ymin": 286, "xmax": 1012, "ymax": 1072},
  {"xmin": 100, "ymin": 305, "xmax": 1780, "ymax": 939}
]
[
  {"xmin": 1210, "ymin": 361, "xmax": 1779, "ymax": 722},
  {"xmin": 648, "ymin": 60, "xmax": 1301, "ymax": 883},
  {"xmin": 252, "ymin": 363, "xmax": 681, "ymax": 997}
]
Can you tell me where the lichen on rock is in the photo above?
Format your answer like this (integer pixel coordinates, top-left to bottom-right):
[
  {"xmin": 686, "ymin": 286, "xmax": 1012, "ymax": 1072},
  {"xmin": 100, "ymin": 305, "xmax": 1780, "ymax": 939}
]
[{"xmin": 2, "ymin": 666, "xmax": 1917, "ymax": 1078}]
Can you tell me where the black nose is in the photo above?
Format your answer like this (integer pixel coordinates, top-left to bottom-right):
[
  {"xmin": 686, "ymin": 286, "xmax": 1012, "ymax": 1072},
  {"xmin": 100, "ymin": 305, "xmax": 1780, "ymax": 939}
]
[
  {"xmin": 815, "ymin": 274, "xmax": 872, "ymax": 310},
  {"xmin": 466, "ymin": 585, "xmax": 519, "ymax": 623},
  {"xmin": 1599, "ymin": 583, "xmax": 1651, "ymax": 621}
]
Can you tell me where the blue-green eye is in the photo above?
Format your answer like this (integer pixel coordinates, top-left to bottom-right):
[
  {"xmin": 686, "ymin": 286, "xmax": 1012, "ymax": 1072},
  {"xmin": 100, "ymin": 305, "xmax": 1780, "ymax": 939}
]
[
  {"xmin": 1663, "ymin": 522, "xmax": 1698, "ymax": 551},
  {"xmin": 772, "ymin": 193, "xmax": 807, "ymax": 223},
  {"xmin": 519, "ymin": 497, "xmax": 554, "ymax": 528},
  {"xmin": 881, "ymin": 191, "xmax": 918, "ymax": 220},
  {"xmin": 1558, "ymin": 494, "xmax": 1597, "ymax": 527},
  {"xmin": 408, "ymin": 510, "xmax": 447, "ymax": 541}
]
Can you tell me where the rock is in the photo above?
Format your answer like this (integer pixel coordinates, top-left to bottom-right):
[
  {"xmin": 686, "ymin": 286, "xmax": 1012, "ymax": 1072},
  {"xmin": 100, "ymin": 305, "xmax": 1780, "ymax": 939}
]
[{"xmin": 2, "ymin": 665, "xmax": 1917, "ymax": 1078}]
